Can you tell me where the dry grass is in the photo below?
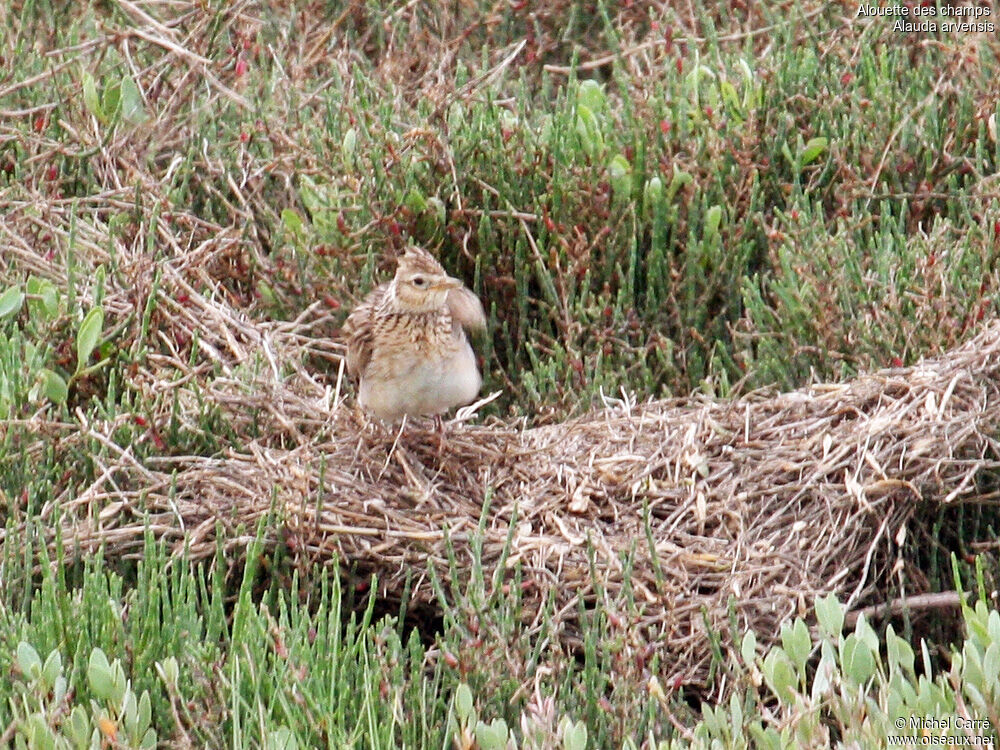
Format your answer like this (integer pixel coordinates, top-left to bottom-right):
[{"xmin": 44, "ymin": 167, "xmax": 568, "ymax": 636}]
[{"xmin": 6, "ymin": 230, "xmax": 1000, "ymax": 686}]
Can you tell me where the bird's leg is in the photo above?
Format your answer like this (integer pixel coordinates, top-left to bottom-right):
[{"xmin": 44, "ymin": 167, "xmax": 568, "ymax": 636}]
[{"xmin": 433, "ymin": 414, "xmax": 446, "ymax": 456}]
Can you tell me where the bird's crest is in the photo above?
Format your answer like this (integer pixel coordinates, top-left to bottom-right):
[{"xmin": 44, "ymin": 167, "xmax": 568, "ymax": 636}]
[{"xmin": 397, "ymin": 246, "xmax": 446, "ymax": 278}]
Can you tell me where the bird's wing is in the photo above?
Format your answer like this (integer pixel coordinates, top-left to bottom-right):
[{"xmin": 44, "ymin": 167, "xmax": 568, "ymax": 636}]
[
  {"xmin": 447, "ymin": 286, "xmax": 486, "ymax": 333},
  {"xmin": 342, "ymin": 283, "xmax": 388, "ymax": 378}
]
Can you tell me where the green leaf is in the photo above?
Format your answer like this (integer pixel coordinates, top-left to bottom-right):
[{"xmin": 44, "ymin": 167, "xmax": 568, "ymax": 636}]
[
  {"xmin": 16, "ymin": 642, "xmax": 42, "ymax": 680},
  {"xmin": 298, "ymin": 174, "xmax": 328, "ymax": 216},
  {"xmin": 156, "ymin": 657, "xmax": 179, "ymax": 690},
  {"xmin": 575, "ymin": 104, "xmax": 603, "ymax": 158},
  {"xmin": 0, "ymin": 285, "xmax": 25, "ymax": 318},
  {"xmin": 137, "ymin": 691, "xmax": 152, "ymax": 735},
  {"xmin": 342, "ymin": 127, "xmax": 357, "ymax": 166},
  {"xmin": 41, "ymin": 649, "xmax": 62, "ymax": 689},
  {"xmin": 41, "ymin": 283, "xmax": 59, "ymax": 318},
  {"xmin": 87, "ymin": 648, "xmax": 114, "ymax": 700},
  {"xmin": 608, "ymin": 154, "xmax": 630, "ymax": 180},
  {"xmin": 26, "ymin": 716, "xmax": 57, "ymax": 750},
  {"xmin": 281, "ymin": 208, "xmax": 304, "ymax": 235},
  {"xmin": 962, "ymin": 640, "xmax": 985, "ymax": 686},
  {"xmin": 405, "ymin": 187, "xmax": 427, "ymax": 214},
  {"xmin": 102, "ymin": 80, "xmax": 121, "ymax": 123},
  {"xmin": 265, "ymin": 728, "xmax": 298, "ymax": 750},
  {"xmin": 729, "ymin": 692, "xmax": 744, "ymax": 733},
  {"xmin": 82, "ymin": 71, "xmax": 103, "ymax": 122},
  {"xmin": 720, "ymin": 80, "xmax": 743, "ymax": 122},
  {"xmin": 94, "ymin": 264, "xmax": 107, "ymax": 303},
  {"xmin": 455, "ymin": 683, "xmax": 474, "ymax": 723},
  {"xmin": 781, "ymin": 618, "xmax": 811, "ymax": 674},
  {"xmin": 563, "ymin": 720, "xmax": 587, "ymax": 750},
  {"xmin": 122, "ymin": 690, "xmax": 138, "ymax": 735},
  {"xmin": 608, "ymin": 154, "xmax": 631, "ymax": 197},
  {"xmin": 841, "ymin": 633, "xmax": 874, "ymax": 684},
  {"xmin": 740, "ymin": 630, "xmax": 757, "ymax": 664},
  {"xmin": 109, "ymin": 661, "xmax": 128, "ymax": 705},
  {"xmin": 43, "ymin": 369, "xmax": 69, "ymax": 404},
  {"xmin": 26, "ymin": 276, "xmax": 59, "ymax": 321},
  {"xmin": 888, "ymin": 629, "xmax": 915, "ymax": 676},
  {"xmin": 748, "ymin": 722, "xmax": 782, "ymax": 750},
  {"xmin": 576, "ymin": 79, "xmax": 607, "ymax": 113},
  {"xmin": 699, "ymin": 702, "xmax": 723, "ymax": 736},
  {"xmin": 988, "ymin": 609, "xmax": 1000, "ymax": 645},
  {"xmin": 66, "ymin": 706, "xmax": 91, "ymax": 747},
  {"xmin": 119, "ymin": 75, "xmax": 147, "ymax": 124},
  {"xmin": 704, "ymin": 205, "xmax": 723, "ymax": 239},
  {"xmin": 814, "ymin": 593, "xmax": 844, "ymax": 639},
  {"xmin": 76, "ymin": 305, "xmax": 104, "ymax": 374},
  {"xmin": 854, "ymin": 614, "xmax": 880, "ymax": 653},
  {"xmin": 800, "ymin": 137, "xmax": 828, "ymax": 168},
  {"xmin": 475, "ymin": 719, "xmax": 509, "ymax": 750},
  {"xmin": 762, "ymin": 648, "xmax": 796, "ymax": 701},
  {"xmin": 811, "ymin": 651, "xmax": 835, "ymax": 702},
  {"xmin": 983, "ymin": 642, "xmax": 1000, "ymax": 685}
]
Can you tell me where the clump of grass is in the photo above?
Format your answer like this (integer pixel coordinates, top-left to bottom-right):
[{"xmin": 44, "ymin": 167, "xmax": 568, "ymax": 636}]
[
  {"xmin": 0, "ymin": 530, "xmax": 453, "ymax": 747},
  {"xmin": 6, "ymin": 524, "xmax": 1000, "ymax": 748}
]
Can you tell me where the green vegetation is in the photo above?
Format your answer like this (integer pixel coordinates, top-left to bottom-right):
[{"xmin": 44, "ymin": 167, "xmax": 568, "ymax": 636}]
[
  {"xmin": 4, "ymin": 534, "xmax": 1000, "ymax": 748},
  {"xmin": 2, "ymin": 0, "xmax": 1000, "ymax": 746}
]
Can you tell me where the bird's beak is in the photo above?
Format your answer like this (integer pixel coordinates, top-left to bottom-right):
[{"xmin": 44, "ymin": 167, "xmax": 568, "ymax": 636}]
[{"xmin": 434, "ymin": 276, "xmax": 463, "ymax": 291}]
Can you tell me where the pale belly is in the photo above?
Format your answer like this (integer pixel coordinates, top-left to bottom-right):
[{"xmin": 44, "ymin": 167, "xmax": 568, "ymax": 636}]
[{"xmin": 359, "ymin": 339, "xmax": 481, "ymax": 421}]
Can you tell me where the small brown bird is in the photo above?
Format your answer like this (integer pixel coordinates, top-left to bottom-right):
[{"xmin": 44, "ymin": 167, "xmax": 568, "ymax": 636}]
[{"xmin": 342, "ymin": 246, "xmax": 486, "ymax": 422}]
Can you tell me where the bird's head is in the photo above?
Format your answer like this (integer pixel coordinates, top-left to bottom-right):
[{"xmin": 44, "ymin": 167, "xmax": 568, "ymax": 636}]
[{"xmin": 391, "ymin": 246, "xmax": 462, "ymax": 312}]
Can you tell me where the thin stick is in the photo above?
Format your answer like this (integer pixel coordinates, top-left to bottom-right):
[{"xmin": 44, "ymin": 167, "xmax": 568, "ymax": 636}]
[{"xmin": 844, "ymin": 591, "xmax": 967, "ymax": 628}]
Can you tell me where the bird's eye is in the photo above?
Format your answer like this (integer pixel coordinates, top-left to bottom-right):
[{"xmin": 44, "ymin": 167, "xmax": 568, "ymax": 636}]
[{"xmin": 412, "ymin": 276, "xmax": 425, "ymax": 287}]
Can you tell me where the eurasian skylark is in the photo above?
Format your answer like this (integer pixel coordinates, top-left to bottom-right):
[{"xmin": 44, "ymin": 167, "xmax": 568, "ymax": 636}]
[{"xmin": 342, "ymin": 246, "xmax": 486, "ymax": 422}]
